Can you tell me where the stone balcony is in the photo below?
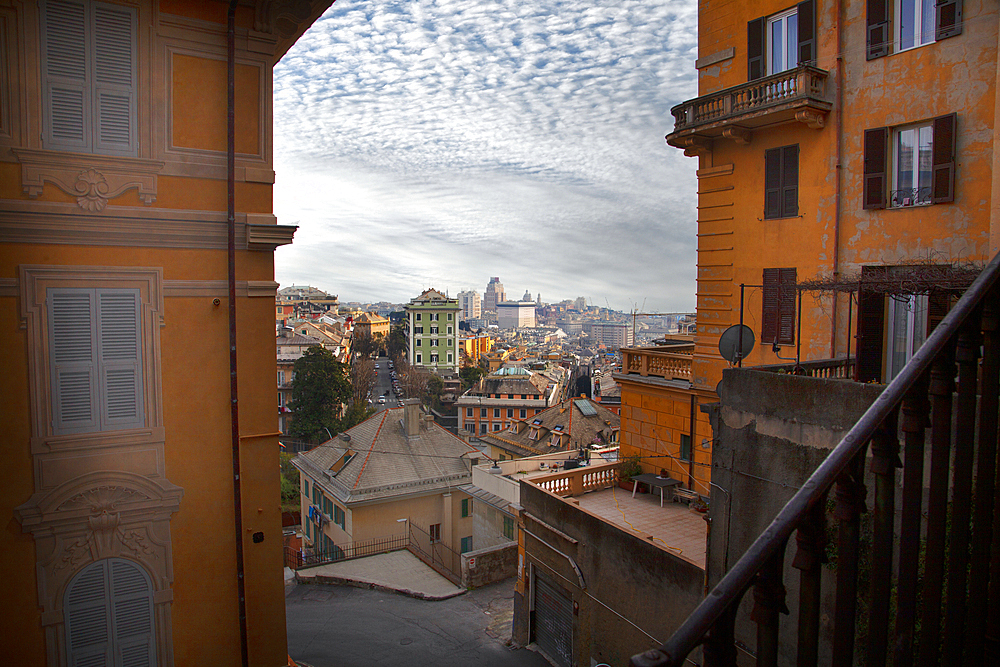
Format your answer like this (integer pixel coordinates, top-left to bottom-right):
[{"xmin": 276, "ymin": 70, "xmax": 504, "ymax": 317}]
[
  {"xmin": 618, "ymin": 345, "xmax": 693, "ymax": 382},
  {"xmin": 666, "ymin": 65, "xmax": 832, "ymax": 155}
]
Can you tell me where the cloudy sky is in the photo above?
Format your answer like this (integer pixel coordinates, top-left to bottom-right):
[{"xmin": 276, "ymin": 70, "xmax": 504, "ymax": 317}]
[{"xmin": 273, "ymin": 0, "xmax": 699, "ymax": 313}]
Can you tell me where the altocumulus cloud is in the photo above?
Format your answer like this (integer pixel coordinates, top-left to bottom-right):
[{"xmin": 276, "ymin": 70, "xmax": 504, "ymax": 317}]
[{"xmin": 273, "ymin": 0, "xmax": 699, "ymax": 312}]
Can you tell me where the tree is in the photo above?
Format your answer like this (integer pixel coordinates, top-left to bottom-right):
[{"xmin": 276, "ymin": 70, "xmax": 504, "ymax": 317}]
[
  {"xmin": 386, "ymin": 322, "xmax": 407, "ymax": 363},
  {"xmin": 279, "ymin": 451, "xmax": 300, "ymax": 513},
  {"xmin": 425, "ymin": 374, "xmax": 444, "ymax": 411},
  {"xmin": 460, "ymin": 366, "xmax": 486, "ymax": 391},
  {"xmin": 351, "ymin": 357, "xmax": 376, "ymax": 407},
  {"xmin": 288, "ymin": 346, "xmax": 351, "ymax": 443},
  {"xmin": 351, "ymin": 330, "xmax": 378, "ymax": 360}
]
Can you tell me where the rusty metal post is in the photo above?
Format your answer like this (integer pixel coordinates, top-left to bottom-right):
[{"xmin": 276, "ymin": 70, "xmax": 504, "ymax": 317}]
[
  {"xmin": 793, "ymin": 495, "xmax": 828, "ymax": 667},
  {"xmin": 751, "ymin": 547, "xmax": 788, "ymax": 667},
  {"xmin": 866, "ymin": 410, "xmax": 900, "ymax": 667},
  {"xmin": 832, "ymin": 446, "xmax": 867, "ymax": 667}
]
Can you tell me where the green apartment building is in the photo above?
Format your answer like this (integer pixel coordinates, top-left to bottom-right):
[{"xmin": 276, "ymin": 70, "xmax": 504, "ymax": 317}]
[{"xmin": 405, "ymin": 289, "xmax": 462, "ymax": 374}]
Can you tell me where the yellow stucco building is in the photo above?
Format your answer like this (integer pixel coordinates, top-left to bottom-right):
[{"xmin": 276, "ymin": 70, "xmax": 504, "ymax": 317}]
[
  {"xmin": 1, "ymin": 1, "xmax": 331, "ymax": 665},
  {"xmin": 617, "ymin": 0, "xmax": 999, "ymax": 496}
]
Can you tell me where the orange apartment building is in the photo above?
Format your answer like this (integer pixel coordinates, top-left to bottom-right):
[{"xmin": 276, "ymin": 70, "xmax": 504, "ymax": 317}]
[
  {"xmin": 615, "ymin": 0, "xmax": 998, "ymax": 496},
  {"xmin": 1, "ymin": 1, "xmax": 332, "ymax": 665}
]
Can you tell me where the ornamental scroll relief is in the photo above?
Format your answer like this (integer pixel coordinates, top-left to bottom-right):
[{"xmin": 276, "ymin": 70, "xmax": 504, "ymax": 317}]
[{"xmin": 13, "ymin": 148, "xmax": 163, "ymax": 211}]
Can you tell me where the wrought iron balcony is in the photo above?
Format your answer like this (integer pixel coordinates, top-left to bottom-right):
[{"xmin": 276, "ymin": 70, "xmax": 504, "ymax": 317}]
[{"xmin": 666, "ymin": 65, "xmax": 832, "ymax": 155}]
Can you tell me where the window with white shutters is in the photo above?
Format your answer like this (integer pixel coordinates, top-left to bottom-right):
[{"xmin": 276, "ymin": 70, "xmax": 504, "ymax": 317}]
[
  {"xmin": 49, "ymin": 288, "xmax": 143, "ymax": 434},
  {"xmin": 64, "ymin": 558, "xmax": 156, "ymax": 667},
  {"xmin": 41, "ymin": 0, "xmax": 137, "ymax": 156}
]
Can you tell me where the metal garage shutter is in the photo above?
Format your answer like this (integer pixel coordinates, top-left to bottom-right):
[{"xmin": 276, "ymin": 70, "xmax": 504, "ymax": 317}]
[{"xmin": 534, "ymin": 573, "xmax": 573, "ymax": 667}]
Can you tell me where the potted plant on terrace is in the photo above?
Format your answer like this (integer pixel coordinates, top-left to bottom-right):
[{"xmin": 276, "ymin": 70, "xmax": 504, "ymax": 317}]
[{"xmin": 617, "ymin": 455, "xmax": 643, "ymax": 491}]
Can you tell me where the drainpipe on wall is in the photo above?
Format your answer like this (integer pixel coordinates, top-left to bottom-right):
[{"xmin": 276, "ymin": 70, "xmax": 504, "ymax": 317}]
[
  {"xmin": 831, "ymin": 0, "xmax": 845, "ymax": 358},
  {"xmin": 227, "ymin": 3, "xmax": 250, "ymax": 667}
]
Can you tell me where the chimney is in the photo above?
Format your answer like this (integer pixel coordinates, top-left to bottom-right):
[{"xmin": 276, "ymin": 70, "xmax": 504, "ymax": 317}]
[{"xmin": 403, "ymin": 398, "xmax": 421, "ymax": 437}]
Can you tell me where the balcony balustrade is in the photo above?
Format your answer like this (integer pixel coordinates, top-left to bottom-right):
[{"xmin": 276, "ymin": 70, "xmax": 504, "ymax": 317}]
[
  {"xmin": 620, "ymin": 346, "xmax": 693, "ymax": 382},
  {"xmin": 753, "ymin": 357, "xmax": 856, "ymax": 380},
  {"xmin": 666, "ymin": 66, "xmax": 832, "ymax": 154},
  {"xmin": 529, "ymin": 460, "xmax": 619, "ymax": 498}
]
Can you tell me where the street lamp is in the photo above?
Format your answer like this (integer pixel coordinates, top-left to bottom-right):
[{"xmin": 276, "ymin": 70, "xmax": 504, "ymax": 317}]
[
  {"xmin": 323, "ymin": 427, "xmax": 334, "ymax": 441},
  {"xmin": 396, "ymin": 517, "xmax": 409, "ymax": 543}
]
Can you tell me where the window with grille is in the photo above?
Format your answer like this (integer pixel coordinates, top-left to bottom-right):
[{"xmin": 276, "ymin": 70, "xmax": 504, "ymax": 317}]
[{"xmin": 41, "ymin": 0, "xmax": 137, "ymax": 156}]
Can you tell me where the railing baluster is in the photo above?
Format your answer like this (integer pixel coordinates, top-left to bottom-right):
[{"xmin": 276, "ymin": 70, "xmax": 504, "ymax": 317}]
[
  {"xmin": 918, "ymin": 337, "xmax": 958, "ymax": 665},
  {"xmin": 943, "ymin": 314, "xmax": 983, "ymax": 664},
  {"xmin": 968, "ymin": 292, "xmax": 999, "ymax": 665},
  {"xmin": 793, "ymin": 495, "xmax": 827, "ymax": 667},
  {"xmin": 751, "ymin": 547, "xmax": 788, "ymax": 667},
  {"xmin": 832, "ymin": 447, "xmax": 867, "ymax": 667},
  {"xmin": 866, "ymin": 410, "xmax": 900, "ymax": 667},
  {"xmin": 893, "ymin": 371, "xmax": 930, "ymax": 667},
  {"xmin": 702, "ymin": 595, "xmax": 741, "ymax": 667}
]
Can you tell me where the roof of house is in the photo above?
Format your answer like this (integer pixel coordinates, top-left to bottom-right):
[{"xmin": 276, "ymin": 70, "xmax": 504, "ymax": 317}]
[
  {"xmin": 294, "ymin": 407, "xmax": 478, "ymax": 505},
  {"xmin": 479, "ymin": 397, "xmax": 620, "ymax": 458},
  {"xmin": 462, "ymin": 367, "xmax": 551, "ymax": 398}
]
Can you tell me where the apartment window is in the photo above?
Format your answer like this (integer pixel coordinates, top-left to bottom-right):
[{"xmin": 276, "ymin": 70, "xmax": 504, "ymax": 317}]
[
  {"xmin": 334, "ymin": 504, "xmax": 345, "ymax": 530},
  {"xmin": 493, "ymin": 423, "xmax": 502, "ymax": 432},
  {"xmin": 460, "ymin": 536, "xmax": 473, "ymax": 554},
  {"xmin": 681, "ymin": 434, "xmax": 692, "ymax": 462},
  {"xmin": 762, "ymin": 268, "xmax": 796, "ymax": 346},
  {"xmin": 461, "ymin": 498, "xmax": 472, "ymax": 518},
  {"xmin": 447, "ymin": 326, "xmax": 453, "ymax": 334},
  {"xmin": 864, "ymin": 115, "xmax": 956, "ymax": 209},
  {"xmin": 278, "ymin": 392, "xmax": 284, "ymax": 408},
  {"xmin": 430, "ymin": 339, "xmax": 439, "ymax": 347},
  {"xmin": 430, "ymin": 524, "xmax": 441, "ymax": 543},
  {"xmin": 764, "ymin": 145, "xmax": 798, "ymax": 219},
  {"xmin": 49, "ymin": 288, "xmax": 143, "ymax": 435},
  {"xmin": 447, "ymin": 352, "xmax": 453, "ymax": 363},
  {"xmin": 430, "ymin": 354, "xmax": 438, "ymax": 363},
  {"xmin": 493, "ymin": 408, "xmax": 501, "ymax": 419},
  {"xmin": 466, "ymin": 407, "xmax": 473, "ymax": 418},
  {"xmin": 431, "ymin": 313, "xmax": 439, "ymax": 321},
  {"xmin": 867, "ymin": 0, "xmax": 962, "ymax": 59},
  {"xmin": 747, "ymin": 1, "xmax": 815, "ymax": 80},
  {"xmin": 430, "ymin": 327, "xmax": 439, "ymax": 334},
  {"xmin": 413, "ymin": 326, "xmax": 423, "ymax": 334},
  {"xmin": 507, "ymin": 408, "xmax": 513, "ymax": 418},
  {"xmin": 277, "ymin": 371, "xmax": 284, "ymax": 384},
  {"xmin": 503, "ymin": 515, "xmax": 515, "ymax": 540},
  {"xmin": 480, "ymin": 423, "xmax": 487, "ymax": 434},
  {"xmin": 520, "ymin": 408, "xmax": 526, "ymax": 418},
  {"xmin": 447, "ymin": 313, "xmax": 453, "ymax": 320},
  {"xmin": 481, "ymin": 408, "xmax": 487, "ymax": 418},
  {"xmin": 415, "ymin": 353, "xmax": 422, "ymax": 363},
  {"xmin": 41, "ymin": 0, "xmax": 138, "ymax": 156}
]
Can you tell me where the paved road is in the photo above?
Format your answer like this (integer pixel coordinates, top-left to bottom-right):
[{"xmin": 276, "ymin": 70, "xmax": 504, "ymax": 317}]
[
  {"xmin": 285, "ymin": 580, "xmax": 549, "ymax": 667},
  {"xmin": 371, "ymin": 356, "xmax": 402, "ymax": 413}
]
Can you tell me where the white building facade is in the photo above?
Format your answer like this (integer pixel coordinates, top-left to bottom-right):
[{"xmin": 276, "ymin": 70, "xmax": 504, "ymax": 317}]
[{"xmin": 497, "ymin": 301, "xmax": 536, "ymax": 329}]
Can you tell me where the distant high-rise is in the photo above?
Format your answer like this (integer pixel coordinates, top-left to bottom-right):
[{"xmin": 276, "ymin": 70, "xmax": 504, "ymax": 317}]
[
  {"xmin": 484, "ymin": 277, "xmax": 505, "ymax": 311},
  {"xmin": 457, "ymin": 290, "xmax": 481, "ymax": 320}
]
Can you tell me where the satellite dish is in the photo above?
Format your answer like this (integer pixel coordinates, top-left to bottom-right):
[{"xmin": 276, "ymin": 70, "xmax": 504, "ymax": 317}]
[{"xmin": 719, "ymin": 325, "xmax": 755, "ymax": 364}]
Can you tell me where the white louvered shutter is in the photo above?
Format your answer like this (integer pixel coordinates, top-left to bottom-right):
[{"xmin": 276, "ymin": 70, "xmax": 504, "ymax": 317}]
[
  {"xmin": 110, "ymin": 560, "xmax": 156, "ymax": 667},
  {"xmin": 93, "ymin": 4, "xmax": 136, "ymax": 155},
  {"xmin": 65, "ymin": 561, "xmax": 112, "ymax": 667},
  {"xmin": 97, "ymin": 290, "xmax": 143, "ymax": 429},
  {"xmin": 41, "ymin": 0, "xmax": 91, "ymax": 151},
  {"xmin": 50, "ymin": 289, "xmax": 98, "ymax": 433}
]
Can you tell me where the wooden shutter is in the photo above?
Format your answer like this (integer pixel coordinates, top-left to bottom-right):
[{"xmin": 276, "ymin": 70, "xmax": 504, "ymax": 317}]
[
  {"xmin": 110, "ymin": 560, "xmax": 155, "ymax": 667},
  {"xmin": 797, "ymin": 1, "xmax": 816, "ymax": 65},
  {"xmin": 94, "ymin": 4, "xmax": 136, "ymax": 155},
  {"xmin": 764, "ymin": 148, "xmax": 782, "ymax": 219},
  {"xmin": 42, "ymin": 0, "xmax": 90, "ymax": 151},
  {"xmin": 866, "ymin": 0, "xmax": 890, "ymax": 60},
  {"xmin": 936, "ymin": 0, "xmax": 963, "ymax": 40},
  {"xmin": 97, "ymin": 290, "xmax": 143, "ymax": 429},
  {"xmin": 762, "ymin": 269, "xmax": 780, "ymax": 344},
  {"xmin": 777, "ymin": 268, "xmax": 797, "ymax": 345},
  {"xmin": 781, "ymin": 145, "xmax": 799, "ymax": 218},
  {"xmin": 856, "ymin": 266, "xmax": 887, "ymax": 383},
  {"xmin": 926, "ymin": 291, "xmax": 952, "ymax": 337},
  {"xmin": 863, "ymin": 127, "xmax": 888, "ymax": 209},
  {"xmin": 932, "ymin": 113, "xmax": 956, "ymax": 203},
  {"xmin": 65, "ymin": 560, "xmax": 112, "ymax": 667},
  {"xmin": 50, "ymin": 289, "xmax": 98, "ymax": 433},
  {"xmin": 748, "ymin": 17, "xmax": 766, "ymax": 81}
]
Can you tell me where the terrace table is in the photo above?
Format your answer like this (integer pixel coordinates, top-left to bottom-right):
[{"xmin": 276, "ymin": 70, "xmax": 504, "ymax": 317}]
[{"xmin": 631, "ymin": 473, "xmax": 682, "ymax": 507}]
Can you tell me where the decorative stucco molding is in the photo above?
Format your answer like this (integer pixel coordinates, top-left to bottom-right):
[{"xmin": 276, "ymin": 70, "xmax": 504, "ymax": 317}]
[
  {"xmin": 247, "ymin": 222, "xmax": 297, "ymax": 249},
  {"xmin": 13, "ymin": 147, "xmax": 164, "ymax": 209}
]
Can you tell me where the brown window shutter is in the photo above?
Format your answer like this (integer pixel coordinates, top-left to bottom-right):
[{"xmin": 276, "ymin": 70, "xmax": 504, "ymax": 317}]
[
  {"xmin": 866, "ymin": 0, "xmax": 890, "ymax": 60},
  {"xmin": 797, "ymin": 1, "xmax": 816, "ymax": 65},
  {"xmin": 936, "ymin": 0, "xmax": 963, "ymax": 40},
  {"xmin": 748, "ymin": 17, "xmax": 766, "ymax": 81},
  {"xmin": 856, "ymin": 266, "xmax": 887, "ymax": 383},
  {"xmin": 781, "ymin": 145, "xmax": 799, "ymax": 217},
  {"xmin": 932, "ymin": 113, "xmax": 956, "ymax": 203},
  {"xmin": 864, "ymin": 127, "xmax": 888, "ymax": 209},
  {"xmin": 777, "ymin": 268, "xmax": 797, "ymax": 345},
  {"xmin": 926, "ymin": 291, "xmax": 952, "ymax": 337},
  {"xmin": 762, "ymin": 268, "xmax": 780, "ymax": 344},
  {"xmin": 764, "ymin": 148, "xmax": 782, "ymax": 219}
]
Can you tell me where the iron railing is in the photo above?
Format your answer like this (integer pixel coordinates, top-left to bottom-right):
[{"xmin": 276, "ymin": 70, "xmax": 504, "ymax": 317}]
[
  {"xmin": 285, "ymin": 533, "xmax": 408, "ymax": 569},
  {"xmin": 632, "ymin": 250, "xmax": 1000, "ymax": 667}
]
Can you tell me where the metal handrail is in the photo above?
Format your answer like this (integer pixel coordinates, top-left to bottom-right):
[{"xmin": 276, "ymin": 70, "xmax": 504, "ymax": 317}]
[{"xmin": 635, "ymin": 250, "xmax": 1000, "ymax": 666}]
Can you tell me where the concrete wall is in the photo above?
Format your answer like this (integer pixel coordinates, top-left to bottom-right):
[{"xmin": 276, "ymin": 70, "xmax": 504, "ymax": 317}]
[
  {"xmin": 512, "ymin": 482, "xmax": 704, "ymax": 667},
  {"xmin": 706, "ymin": 368, "xmax": 883, "ymax": 667},
  {"xmin": 461, "ymin": 542, "xmax": 518, "ymax": 588}
]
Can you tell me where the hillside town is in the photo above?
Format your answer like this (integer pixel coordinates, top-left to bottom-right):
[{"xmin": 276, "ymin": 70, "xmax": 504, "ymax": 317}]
[{"xmin": 3, "ymin": 2, "xmax": 1000, "ymax": 667}]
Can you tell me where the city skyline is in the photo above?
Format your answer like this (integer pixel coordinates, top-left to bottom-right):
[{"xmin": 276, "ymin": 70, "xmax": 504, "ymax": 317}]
[{"xmin": 272, "ymin": 0, "xmax": 699, "ymax": 313}]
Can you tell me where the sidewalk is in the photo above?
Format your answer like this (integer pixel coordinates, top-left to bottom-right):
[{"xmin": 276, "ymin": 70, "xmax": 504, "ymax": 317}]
[{"xmin": 292, "ymin": 549, "xmax": 466, "ymax": 600}]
